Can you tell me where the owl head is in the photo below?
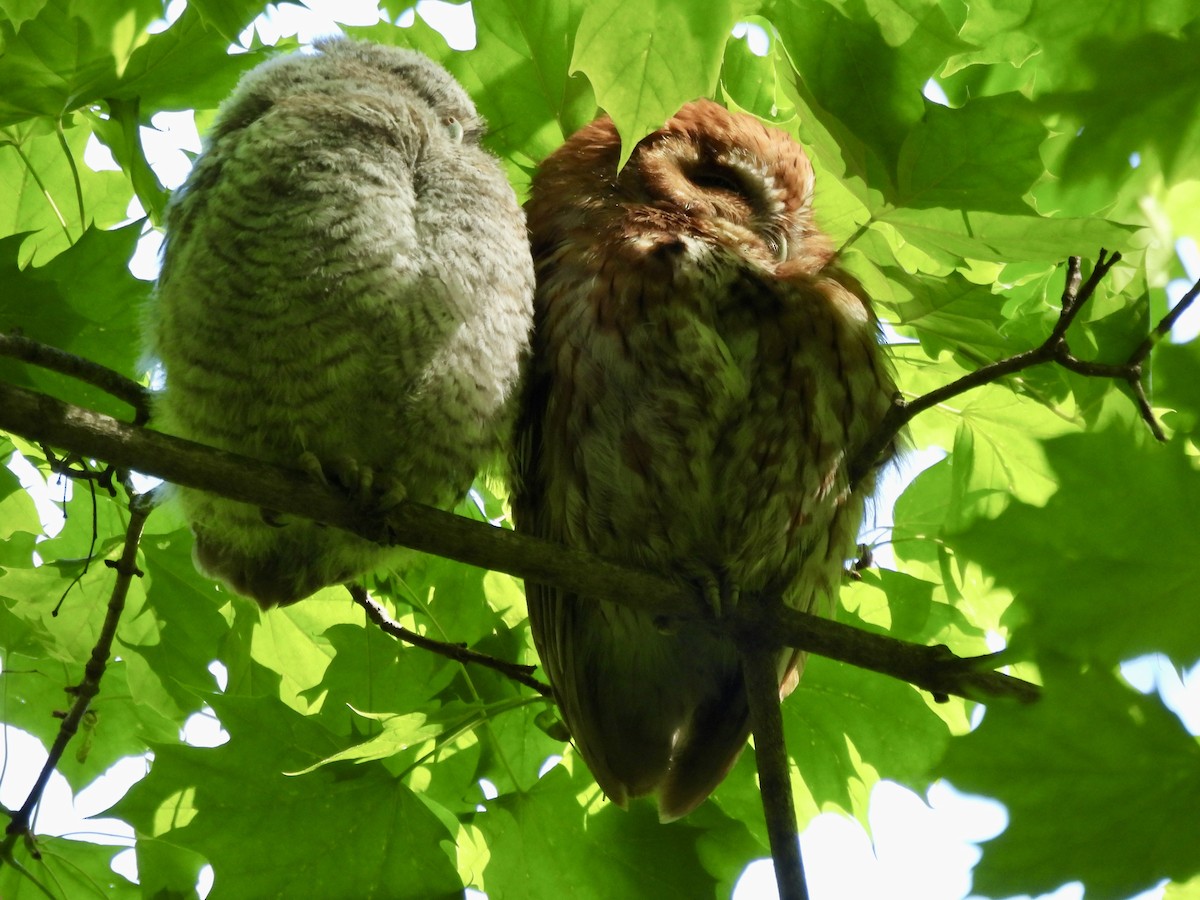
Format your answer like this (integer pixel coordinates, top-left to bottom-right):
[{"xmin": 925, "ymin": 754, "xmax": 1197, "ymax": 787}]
[
  {"xmin": 528, "ymin": 99, "xmax": 832, "ymax": 274},
  {"xmin": 206, "ymin": 37, "xmax": 485, "ymax": 147}
]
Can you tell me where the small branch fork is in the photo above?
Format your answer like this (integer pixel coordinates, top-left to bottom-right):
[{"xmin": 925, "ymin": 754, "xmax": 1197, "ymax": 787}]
[{"xmin": 849, "ymin": 251, "xmax": 1196, "ymax": 486}]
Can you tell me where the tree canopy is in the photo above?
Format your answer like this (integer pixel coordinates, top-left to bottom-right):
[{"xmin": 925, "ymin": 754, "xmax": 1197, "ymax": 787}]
[{"xmin": 1, "ymin": 1, "xmax": 1198, "ymax": 898}]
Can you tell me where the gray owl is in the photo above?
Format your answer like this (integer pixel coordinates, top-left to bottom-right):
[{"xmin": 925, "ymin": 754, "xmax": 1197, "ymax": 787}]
[{"xmin": 148, "ymin": 38, "xmax": 534, "ymax": 608}]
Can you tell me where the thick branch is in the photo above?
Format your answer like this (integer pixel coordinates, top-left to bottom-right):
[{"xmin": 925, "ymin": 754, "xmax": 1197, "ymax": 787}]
[
  {"xmin": 0, "ymin": 331, "xmax": 152, "ymax": 424},
  {"xmin": 0, "ymin": 378, "xmax": 1036, "ymax": 704}
]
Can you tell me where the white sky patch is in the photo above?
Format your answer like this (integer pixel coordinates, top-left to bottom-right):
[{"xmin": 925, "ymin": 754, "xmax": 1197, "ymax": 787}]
[
  {"xmin": 923, "ymin": 78, "xmax": 950, "ymax": 106},
  {"xmin": 84, "ymin": 133, "xmax": 120, "ymax": 172},
  {"xmin": 209, "ymin": 660, "xmax": 230, "ymax": 691},
  {"xmin": 147, "ymin": 0, "xmax": 186, "ymax": 35},
  {"xmin": 537, "ymin": 753, "xmax": 563, "ymax": 778},
  {"xmin": 0, "ymin": 727, "xmax": 141, "ymax": 845},
  {"xmin": 182, "ymin": 707, "xmax": 231, "ymax": 748},
  {"xmin": 142, "ymin": 110, "xmax": 201, "ymax": 189},
  {"xmin": 1122, "ymin": 655, "xmax": 1200, "ymax": 734},
  {"xmin": 416, "ymin": 1, "xmax": 476, "ymax": 49},
  {"xmin": 1168, "ymin": 237, "xmax": 1199, "ymax": 343},
  {"xmin": 862, "ymin": 445, "xmax": 947, "ymax": 568},
  {"xmin": 732, "ymin": 21, "xmax": 771, "ymax": 56},
  {"xmin": 7, "ymin": 451, "xmax": 68, "ymax": 537},
  {"xmin": 129, "ymin": 227, "xmax": 164, "ymax": 281}
]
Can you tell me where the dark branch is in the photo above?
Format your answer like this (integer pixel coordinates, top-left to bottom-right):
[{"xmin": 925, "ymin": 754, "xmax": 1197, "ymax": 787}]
[
  {"xmin": 851, "ymin": 252, "xmax": 1196, "ymax": 486},
  {"xmin": 0, "ymin": 331, "xmax": 152, "ymax": 424},
  {"xmin": 739, "ymin": 640, "xmax": 808, "ymax": 900},
  {"xmin": 0, "ymin": 378, "xmax": 1037, "ymax": 705},
  {"xmin": 347, "ymin": 584, "xmax": 552, "ymax": 696},
  {"xmin": 3, "ymin": 487, "xmax": 158, "ymax": 853},
  {"xmin": 734, "ymin": 604, "xmax": 1039, "ymax": 703}
]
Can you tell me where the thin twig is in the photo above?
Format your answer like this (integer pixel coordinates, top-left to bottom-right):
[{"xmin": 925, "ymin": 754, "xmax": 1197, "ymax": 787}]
[
  {"xmin": 0, "ymin": 378, "xmax": 1038, "ymax": 705},
  {"xmin": 347, "ymin": 584, "xmax": 551, "ymax": 696},
  {"xmin": 2, "ymin": 487, "xmax": 159, "ymax": 855},
  {"xmin": 739, "ymin": 641, "xmax": 808, "ymax": 900},
  {"xmin": 851, "ymin": 251, "xmax": 1196, "ymax": 486},
  {"xmin": 1130, "ymin": 269, "xmax": 1200, "ymax": 364},
  {"xmin": 0, "ymin": 331, "xmax": 152, "ymax": 424}
]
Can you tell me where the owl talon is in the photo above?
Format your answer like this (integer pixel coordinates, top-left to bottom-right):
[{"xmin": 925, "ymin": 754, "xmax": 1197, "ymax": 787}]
[
  {"xmin": 297, "ymin": 451, "xmax": 329, "ymax": 486},
  {"xmin": 375, "ymin": 477, "xmax": 408, "ymax": 512},
  {"xmin": 682, "ymin": 566, "xmax": 737, "ymax": 619}
]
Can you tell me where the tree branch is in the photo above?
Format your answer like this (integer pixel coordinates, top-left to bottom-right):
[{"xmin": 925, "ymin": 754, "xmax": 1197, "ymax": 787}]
[
  {"xmin": 850, "ymin": 252, "xmax": 1198, "ymax": 486},
  {"xmin": 2, "ymin": 487, "xmax": 158, "ymax": 854},
  {"xmin": 739, "ymin": 640, "xmax": 808, "ymax": 900},
  {"xmin": 346, "ymin": 584, "xmax": 552, "ymax": 696},
  {"xmin": 0, "ymin": 331, "xmax": 152, "ymax": 424},
  {"xmin": 0, "ymin": 378, "xmax": 1036, "ymax": 704}
]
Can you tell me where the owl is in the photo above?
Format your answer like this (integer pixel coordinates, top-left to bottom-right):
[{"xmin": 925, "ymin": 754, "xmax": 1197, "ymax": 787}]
[
  {"xmin": 148, "ymin": 38, "xmax": 534, "ymax": 608},
  {"xmin": 514, "ymin": 100, "xmax": 895, "ymax": 820}
]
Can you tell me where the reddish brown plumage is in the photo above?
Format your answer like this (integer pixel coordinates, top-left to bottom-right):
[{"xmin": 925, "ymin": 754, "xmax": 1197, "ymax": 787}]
[{"xmin": 514, "ymin": 100, "xmax": 895, "ymax": 820}]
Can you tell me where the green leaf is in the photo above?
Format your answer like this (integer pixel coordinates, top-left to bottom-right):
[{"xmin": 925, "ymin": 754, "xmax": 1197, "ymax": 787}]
[
  {"xmin": 478, "ymin": 762, "xmax": 733, "ymax": 898},
  {"xmin": 187, "ymin": 0, "xmax": 266, "ymax": 44},
  {"xmin": 0, "ymin": 0, "xmax": 51, "ymax": 33},
  {"xmin": 1053, "ymin": 25, "xmax": 1200, "ymax": 186},
  {"xmin": 112, "ymin": 3, "xmax": 272, "ymax": 114},
  {"xmin": 0, "ymin": 0, "xmax": 163, "ymax": 126},
  {"xmin": 875, "ymin": 206, "xmax": 1137, "ymax": 265},
  {"xmin": 0, "ymin": 122, "xmax": 132, "ymax": 264},
  {"xmin": 0, "ymin": 837, "xmax": 138, "ymax": 899},
  {"xmin": 784, "ymin": 653, "xmax": 950, "ymax": 820},
  {"xmin": 571, "ymin": 0, "xmax": 735, "ymax": 166},
  {"xmin": 115, "ymin": 693, "xmax": 464, "ymax": 897},
  {"xmin": 0, "ymin": 223, "xmax": 148, "ymax": 416},
  {"xmin": 895, "ymin": 93, "xmax": 1046, "ymax": 213},
  {"xmin": 940, "ymin": 664, "xmax": 1200, "ymax": 898},
  {"xmin": 769, "ymin": 0, "xmax": 970, "ymax": 177},
  {"xmin": 947, "ymin": 428, "xmax": 1200, "ymax": 666},
  {"xmin": 719, "ymin": 24, "xmax": 796, "ymax": 124}
]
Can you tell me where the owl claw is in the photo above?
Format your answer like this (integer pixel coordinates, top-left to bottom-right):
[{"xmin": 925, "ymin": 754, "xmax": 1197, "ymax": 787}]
[
  {"xmin": 295, "ymin": 452, "xmax": 372, "ymax": 503},
  {"xmin": 297, "ymin": 451, "xmax": 328, "ymax": 486},
  {"xmin": 682, "ymin": 566, "xmax": 738, "ymax": 619},
  {"xmin": 296, "ymin": 451, "xmax": 408, "ymax": 513},
  {"xmin": 375, "ymin": 477, "xmax": 408, "ymax": 512}
]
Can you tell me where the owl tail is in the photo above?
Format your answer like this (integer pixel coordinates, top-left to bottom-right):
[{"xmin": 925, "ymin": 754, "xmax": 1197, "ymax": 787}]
[
  {"xmin": 656, "ymin": 647, "xmax": 802, "ymax": 822},
  {"xmin": 546, "ymin": 597, "xmax": 801, "ymax": 821},
  {"xmin": 654, "ymin": 674, "xmax": 754, "ymax": 822}
]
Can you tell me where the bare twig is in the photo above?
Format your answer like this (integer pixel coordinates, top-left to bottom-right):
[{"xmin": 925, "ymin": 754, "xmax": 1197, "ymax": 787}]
[
  {"xmin": 0, "ymin": 331, "xmax": 152, "ymax": 424},
  {"xmin": 739, "ymin": 641, "xmax": 808, "ymax": 900},
  {"xmin": 347, "ymin": 584, "xmax": 551, "ymax": 696},
  {"xmin": 0, "ymin": 378, "xmax": 1037, "ymax": 705},
  {"xmin": 2, "ymin": 487, "xmax": 159, "ymax": 855},
  {"xmin": 851, "ymin": 252, "xmax": 1196, "ymax": 486}
]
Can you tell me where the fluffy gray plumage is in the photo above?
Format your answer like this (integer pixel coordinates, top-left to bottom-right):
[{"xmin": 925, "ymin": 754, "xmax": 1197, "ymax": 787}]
[{"xmin": 148, "ymin": 39, "xmax": 534, "ymax": 607}]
